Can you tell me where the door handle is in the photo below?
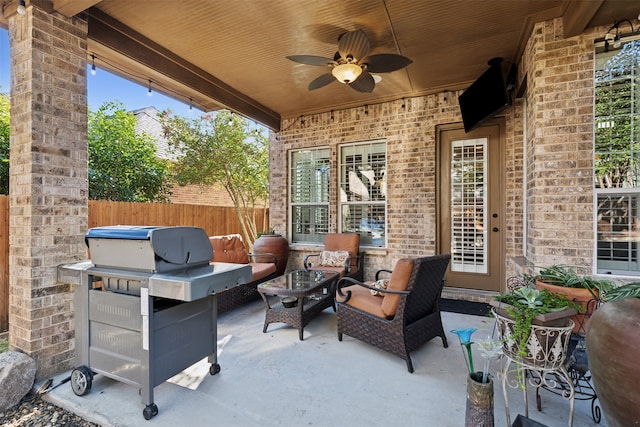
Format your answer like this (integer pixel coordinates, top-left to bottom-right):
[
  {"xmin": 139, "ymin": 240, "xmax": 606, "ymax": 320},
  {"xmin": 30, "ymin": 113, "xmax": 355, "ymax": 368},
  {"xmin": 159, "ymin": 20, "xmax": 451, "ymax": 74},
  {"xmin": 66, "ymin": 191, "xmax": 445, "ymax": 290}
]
[{"xmin": 492, "ymin": 227, "xmax": 499, "ymax": 232}]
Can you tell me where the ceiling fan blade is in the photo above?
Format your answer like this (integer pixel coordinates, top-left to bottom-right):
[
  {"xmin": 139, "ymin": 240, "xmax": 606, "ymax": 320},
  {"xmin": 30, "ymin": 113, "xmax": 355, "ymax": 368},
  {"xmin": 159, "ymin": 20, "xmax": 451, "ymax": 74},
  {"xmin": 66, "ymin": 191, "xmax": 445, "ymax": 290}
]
[
  {"xmin": 338, "ymin": 30, "xmax": 370, "ymax": 61},
  {"xmin": 363, "ymin": 54, "xmax": 413, "ymax": 73},
  {"xmin": 349, "ymin": 71, "xmax": 375, "ymax": 93},
  {"xmin": 308, "ymin": 73, "xmax": 336, "ymax": 91},
  {"xmin": 287, "ymin": 55, "xmax": 334, "ymax": 66}
]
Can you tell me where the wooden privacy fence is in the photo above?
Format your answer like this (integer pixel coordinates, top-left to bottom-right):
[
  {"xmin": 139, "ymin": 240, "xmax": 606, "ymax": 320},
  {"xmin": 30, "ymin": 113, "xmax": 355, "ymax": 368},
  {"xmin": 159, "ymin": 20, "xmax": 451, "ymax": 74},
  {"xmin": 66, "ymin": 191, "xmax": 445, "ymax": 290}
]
[{"xmin": 0, "ymin": 196, "xmax": 268, "ymax": 332}]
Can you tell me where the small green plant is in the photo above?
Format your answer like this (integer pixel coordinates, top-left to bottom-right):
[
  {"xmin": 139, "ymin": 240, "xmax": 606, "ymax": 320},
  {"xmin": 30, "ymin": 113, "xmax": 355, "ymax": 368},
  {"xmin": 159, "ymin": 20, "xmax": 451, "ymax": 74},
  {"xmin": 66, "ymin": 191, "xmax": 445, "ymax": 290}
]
[
  {"xmin": 257, "ymin": 228, "xmax": 276, "ymax": 237},
  {"xmin": 0, "ymin": 337, "xmax": 8, "ymax": 353},
  {"xmin": 494, "ymin": 287, "xmax": 579, "ymax": 388},
  {"xmin": 495, "ymin": 288, "xmax": 579, "ymax": 359}
]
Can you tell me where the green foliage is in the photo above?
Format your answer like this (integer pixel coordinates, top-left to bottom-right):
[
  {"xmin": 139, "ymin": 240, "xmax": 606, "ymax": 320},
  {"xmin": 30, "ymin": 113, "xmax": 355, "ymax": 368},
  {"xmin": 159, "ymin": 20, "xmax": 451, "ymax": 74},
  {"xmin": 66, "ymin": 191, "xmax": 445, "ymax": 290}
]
[
  {"xmin": 88, "ymin": 101, "xmax": 172, "ymax": 202},
  {"xmin": 0, "ymin": 337, "xmax": 7, "ymax": 353},
  {"xmin": 160, "ymin": 110, "xmax": 269, "ymax": 246},
  {"xmin": 527, "ymin": 265, "xmax": 615, "ymax": 299},
  {"xmin": 602, "ymin": 282, "xmax": 640, "ymax": 302},
  {"xmin": 495, "ymin": 287, "xmax": 579, "ymax": 372},
  {"xmin": 496, "ymin": 288, "xmax": 580, "ymax": 316},
  {"xmin": 0, "ymin": 92, "xmax": 10, "ymax": 194}
]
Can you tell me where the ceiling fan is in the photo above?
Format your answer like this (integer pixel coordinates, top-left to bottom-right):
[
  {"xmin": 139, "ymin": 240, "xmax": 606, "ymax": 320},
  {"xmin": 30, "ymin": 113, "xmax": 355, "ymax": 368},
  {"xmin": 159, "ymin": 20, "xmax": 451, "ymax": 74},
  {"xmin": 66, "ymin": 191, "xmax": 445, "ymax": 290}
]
[{"xmin": 287, "ymin": 29, "xmax": 412, "ymax": 93}]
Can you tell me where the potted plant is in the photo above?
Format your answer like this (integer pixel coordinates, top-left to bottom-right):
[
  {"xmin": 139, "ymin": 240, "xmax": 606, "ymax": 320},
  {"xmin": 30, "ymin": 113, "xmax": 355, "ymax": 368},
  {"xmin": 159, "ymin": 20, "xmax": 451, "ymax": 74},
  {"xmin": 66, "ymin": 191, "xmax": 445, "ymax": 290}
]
[
  {"xmin": 586, "ymin": 282, "xmax": 640, "ymax": 427},
  {"xmin": 490, "ymin": 286, "xmax": 579, "ymax": 377},
  {"xmin": 527, "ymin": 265, "xmax": 615, "ymax": 334}
]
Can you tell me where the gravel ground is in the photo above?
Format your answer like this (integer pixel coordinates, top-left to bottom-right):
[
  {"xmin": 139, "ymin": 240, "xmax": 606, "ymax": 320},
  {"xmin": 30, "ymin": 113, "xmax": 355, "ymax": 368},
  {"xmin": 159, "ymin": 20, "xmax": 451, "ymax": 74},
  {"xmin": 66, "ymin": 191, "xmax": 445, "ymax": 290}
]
[{"xmin": 0, "ymin": 394, "xmax": 98, "ymax": 427}]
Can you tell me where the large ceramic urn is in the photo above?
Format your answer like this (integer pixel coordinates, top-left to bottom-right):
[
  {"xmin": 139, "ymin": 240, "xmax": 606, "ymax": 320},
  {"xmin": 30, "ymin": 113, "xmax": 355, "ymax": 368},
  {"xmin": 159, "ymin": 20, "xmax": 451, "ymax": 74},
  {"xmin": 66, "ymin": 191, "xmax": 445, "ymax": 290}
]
[
  {"xmin": 586, "ymin": 298, "xmax": 640, "ymax": 427},
  {"xmin": 253, "ymin": 234, "xmax": 289, "ymax": 276}
]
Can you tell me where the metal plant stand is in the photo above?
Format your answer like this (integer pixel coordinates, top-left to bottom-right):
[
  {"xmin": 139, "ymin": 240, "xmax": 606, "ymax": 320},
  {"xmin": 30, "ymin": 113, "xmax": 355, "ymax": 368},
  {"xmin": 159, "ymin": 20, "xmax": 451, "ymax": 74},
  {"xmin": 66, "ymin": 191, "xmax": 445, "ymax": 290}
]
[
  {"xmin": 493, "ymin": 309, "xmax": 576, "ymax": 427},
  {"xmin": 532, "ymin": 335, "xmax": 601, "ymax": 423},
  {"xmin": 533, "ymin": 298, "xmax": 602, "ymax": 423}
]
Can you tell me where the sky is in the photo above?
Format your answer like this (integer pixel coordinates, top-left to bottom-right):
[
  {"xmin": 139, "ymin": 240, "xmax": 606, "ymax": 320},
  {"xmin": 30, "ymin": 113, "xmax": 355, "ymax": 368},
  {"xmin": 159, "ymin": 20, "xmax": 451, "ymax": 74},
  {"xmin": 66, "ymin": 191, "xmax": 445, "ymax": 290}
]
[{"xmin": 0, "ymin": 28, "xmax": 199, "ymax": 118}]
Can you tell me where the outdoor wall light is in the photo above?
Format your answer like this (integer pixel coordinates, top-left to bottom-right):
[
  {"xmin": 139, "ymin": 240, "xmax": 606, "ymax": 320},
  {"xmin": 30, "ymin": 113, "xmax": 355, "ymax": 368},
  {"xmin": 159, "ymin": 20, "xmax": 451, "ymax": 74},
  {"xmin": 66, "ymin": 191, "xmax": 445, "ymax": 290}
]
[
  {"xmin": 16, "ymin": 0, "xmax": 25, "ymax": 15},
  {"xmin": 90, "ymin": 54, "xmax": 96, "ymax": 75},
  {"xmin": 603, "ymin": 19, "xmax": 639, "ymax": 52}
]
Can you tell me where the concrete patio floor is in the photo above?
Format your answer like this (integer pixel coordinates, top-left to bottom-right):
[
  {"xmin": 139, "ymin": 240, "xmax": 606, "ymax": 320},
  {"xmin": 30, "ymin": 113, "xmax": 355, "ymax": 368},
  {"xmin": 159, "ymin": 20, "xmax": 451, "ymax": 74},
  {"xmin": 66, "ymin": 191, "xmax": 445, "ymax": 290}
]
[{"xmin": 40, "ymin": 300, "xmax": 606, "ymax": 427}]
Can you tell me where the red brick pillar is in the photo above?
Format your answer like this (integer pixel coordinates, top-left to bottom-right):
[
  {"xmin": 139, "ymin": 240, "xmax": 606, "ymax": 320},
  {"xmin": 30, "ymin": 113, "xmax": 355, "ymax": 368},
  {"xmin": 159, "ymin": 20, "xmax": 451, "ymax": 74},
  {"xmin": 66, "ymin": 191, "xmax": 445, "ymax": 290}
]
[{"xmin": 7, "ymin": 4, "xmax": 88, "ymax": 378}]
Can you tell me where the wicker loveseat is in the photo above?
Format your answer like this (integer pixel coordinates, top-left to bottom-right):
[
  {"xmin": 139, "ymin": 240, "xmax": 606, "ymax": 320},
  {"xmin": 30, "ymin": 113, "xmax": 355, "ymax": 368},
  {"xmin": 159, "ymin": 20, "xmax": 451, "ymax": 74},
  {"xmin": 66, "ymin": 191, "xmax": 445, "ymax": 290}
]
[{"xmin": 209, "ymin": 234, "xmax": 280, "ymax": 313}]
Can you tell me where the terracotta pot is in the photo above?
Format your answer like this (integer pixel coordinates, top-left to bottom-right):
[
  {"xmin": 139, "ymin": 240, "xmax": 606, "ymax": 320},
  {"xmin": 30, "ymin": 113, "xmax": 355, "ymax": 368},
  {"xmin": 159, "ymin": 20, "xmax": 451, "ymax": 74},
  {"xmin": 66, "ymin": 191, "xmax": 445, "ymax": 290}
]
[
  {"xmin": 535, "ymin": 280, "xmax": 598, "ymax": 334},
  {"xmin": 586, "ymin": 298, "xmax": 640, "ymax": 427},
  {"xmin": 253, "ymin": 234, "xmax": 289, "ymax": 276}
]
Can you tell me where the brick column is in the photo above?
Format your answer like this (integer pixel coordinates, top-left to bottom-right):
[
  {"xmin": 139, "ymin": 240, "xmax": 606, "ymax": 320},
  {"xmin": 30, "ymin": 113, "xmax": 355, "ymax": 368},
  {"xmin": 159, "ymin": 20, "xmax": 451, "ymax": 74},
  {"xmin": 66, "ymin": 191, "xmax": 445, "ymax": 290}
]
[
  {"xmin": 7, "ymin": 5, "xmax": 88, "ymax": 378},
  {"xmin": 522, "ymin": 18, "xmax": 595, "ymax": 269}
]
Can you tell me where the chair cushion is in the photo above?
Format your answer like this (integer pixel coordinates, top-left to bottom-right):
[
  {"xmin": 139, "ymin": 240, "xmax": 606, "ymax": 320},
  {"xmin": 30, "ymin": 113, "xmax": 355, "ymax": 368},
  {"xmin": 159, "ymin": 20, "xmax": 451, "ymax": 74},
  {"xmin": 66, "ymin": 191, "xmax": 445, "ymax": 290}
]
[
  {"xmin": 324, "ymin": 233, "xmax": 360, "ymax": 272},
  {"xmin": 250, "ymin": 262, "xmax": 277, "ymax": 282},
  {"xmin": 338, "ymin": 284, "xmax": 387, "ymax": 318},
  {"xmin": 319, "ymin": 250, "xmax": 350, "ymax": 267},
  {"xmin": 381, "ymin": 258, "xmax": 415, "ymax": 317},
  {"xmin": 209, "ymin": 234, "xmax": 250, "ymax": 264}
]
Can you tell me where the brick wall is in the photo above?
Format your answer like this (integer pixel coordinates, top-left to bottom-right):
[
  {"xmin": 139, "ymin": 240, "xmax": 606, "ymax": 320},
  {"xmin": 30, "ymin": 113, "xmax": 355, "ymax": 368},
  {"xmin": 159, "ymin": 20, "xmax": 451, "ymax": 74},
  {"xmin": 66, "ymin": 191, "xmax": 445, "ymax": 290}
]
[
  {"xmin": 169, "ymin": 183, "xmax": 235, "ymax": 207},
  {"xmin": 270, "ymin": 94, "xmax": 491, "ymax": 278},
  {"xmin": 8, "ymin": 6, "xmax": 88, "ymax": 378},
  {"xmin": 512, "ymin": 18, "xmax": 604, "ymax": 279}
]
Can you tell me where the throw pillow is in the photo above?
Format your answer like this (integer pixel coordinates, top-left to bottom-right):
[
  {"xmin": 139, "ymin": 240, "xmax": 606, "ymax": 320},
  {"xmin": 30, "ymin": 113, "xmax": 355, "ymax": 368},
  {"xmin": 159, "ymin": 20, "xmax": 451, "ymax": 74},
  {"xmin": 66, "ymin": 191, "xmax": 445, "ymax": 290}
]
[
  {"xmin": 319, "ymin": 250, "xmax": 350, "ymax": 267},
  {"xmin": 370, "ymin": 279, "xmax": 389, "ymax": 296}
]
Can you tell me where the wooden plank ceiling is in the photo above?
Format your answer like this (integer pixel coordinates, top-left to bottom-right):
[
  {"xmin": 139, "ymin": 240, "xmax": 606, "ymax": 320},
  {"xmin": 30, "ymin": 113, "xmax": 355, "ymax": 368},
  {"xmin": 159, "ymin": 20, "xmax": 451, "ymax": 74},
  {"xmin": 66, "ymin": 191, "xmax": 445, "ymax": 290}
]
[{"xmin": 4, "ymin": 1, "xmax": 640, "ymax": 130}]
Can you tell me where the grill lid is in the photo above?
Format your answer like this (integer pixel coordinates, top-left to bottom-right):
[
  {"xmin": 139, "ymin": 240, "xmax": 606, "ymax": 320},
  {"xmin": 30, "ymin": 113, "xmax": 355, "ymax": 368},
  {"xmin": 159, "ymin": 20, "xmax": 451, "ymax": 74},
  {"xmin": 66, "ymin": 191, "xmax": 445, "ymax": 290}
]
[{"xmin": 86, "ymin": 226, "xmax": 214, "ymax": 272}]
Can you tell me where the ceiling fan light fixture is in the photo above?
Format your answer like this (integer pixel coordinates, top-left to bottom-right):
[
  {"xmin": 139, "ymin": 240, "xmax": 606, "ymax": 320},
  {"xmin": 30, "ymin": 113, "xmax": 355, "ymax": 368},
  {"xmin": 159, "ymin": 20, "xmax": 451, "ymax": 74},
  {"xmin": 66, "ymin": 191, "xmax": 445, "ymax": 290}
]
[{"xmin": 332, "ymin": 63, "xmax": 362, "ymax": 84}]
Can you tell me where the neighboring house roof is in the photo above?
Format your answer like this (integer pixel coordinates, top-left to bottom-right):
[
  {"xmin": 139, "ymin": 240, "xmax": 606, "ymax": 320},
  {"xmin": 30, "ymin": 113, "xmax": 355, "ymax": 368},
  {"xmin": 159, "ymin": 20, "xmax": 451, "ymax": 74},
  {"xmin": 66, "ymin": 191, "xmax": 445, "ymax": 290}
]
[{"xmin": 132, "ymin": 106, "xmax": 177, "ymax": 161}]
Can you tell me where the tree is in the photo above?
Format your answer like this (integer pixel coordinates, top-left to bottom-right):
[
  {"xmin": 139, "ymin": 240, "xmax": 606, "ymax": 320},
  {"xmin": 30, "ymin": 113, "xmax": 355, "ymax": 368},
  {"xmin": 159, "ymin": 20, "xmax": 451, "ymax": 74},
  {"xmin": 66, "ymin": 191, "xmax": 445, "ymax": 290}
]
[
  {"xmin": 0, "ymin": 91, "xmax": 9, "ymax": 194},
  {"xmin": 160, "ymin": 110, "xmax": 269, "ymax": 248},
  {"xmin": 88, "ymin": 101, "xmax": 172, "ymax": 202}
]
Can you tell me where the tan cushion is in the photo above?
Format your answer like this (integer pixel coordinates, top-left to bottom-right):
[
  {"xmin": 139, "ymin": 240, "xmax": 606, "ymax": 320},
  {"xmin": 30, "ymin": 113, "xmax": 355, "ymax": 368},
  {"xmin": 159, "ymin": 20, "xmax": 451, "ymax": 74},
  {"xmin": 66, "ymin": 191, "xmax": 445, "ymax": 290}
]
[
  {"xmin": 209, "ymin": 234, "xmax": 250, "ymax": 264},
  {"xmin": 324, "ymin": 233, "xmax": 360, "ymax": 272},
  {"xmin": 319, "ymin": 250, "xmax": 350, "ymax": 267},
  {"xmin": 250, "ymin": 262, "xmax": 277, "ymax": 282},
  {"xmin": 381, "ymin": 258, "xmax": 414, "ymax": 317},
  {"xmin": 338, "ymin": 285, "xmax": 387, "ymax": 318}
]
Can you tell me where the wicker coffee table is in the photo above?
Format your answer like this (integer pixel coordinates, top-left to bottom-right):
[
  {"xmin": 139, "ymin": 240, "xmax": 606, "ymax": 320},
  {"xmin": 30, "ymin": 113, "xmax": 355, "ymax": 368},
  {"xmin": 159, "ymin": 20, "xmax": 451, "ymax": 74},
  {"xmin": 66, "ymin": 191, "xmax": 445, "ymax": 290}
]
[{"xmin": 257, "ymin": 270, "xmax": 339, "ymax": 340}]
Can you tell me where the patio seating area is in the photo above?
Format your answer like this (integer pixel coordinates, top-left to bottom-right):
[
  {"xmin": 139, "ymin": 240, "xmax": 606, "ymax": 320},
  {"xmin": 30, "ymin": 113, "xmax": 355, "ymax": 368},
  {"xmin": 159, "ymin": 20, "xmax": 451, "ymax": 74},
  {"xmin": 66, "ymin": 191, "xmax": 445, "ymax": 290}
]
[{"xmin": 41, "ymin": 299, "xmax": 605, "ymax": 427}]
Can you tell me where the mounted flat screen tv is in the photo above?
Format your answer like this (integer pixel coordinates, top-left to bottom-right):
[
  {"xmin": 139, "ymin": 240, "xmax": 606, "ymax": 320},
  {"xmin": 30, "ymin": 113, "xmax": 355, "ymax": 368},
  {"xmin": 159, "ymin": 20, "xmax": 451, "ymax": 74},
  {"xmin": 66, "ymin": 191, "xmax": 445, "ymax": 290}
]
[{"xmin": 459, "ymin": 58, "xmax": 512, "ymax": 133}]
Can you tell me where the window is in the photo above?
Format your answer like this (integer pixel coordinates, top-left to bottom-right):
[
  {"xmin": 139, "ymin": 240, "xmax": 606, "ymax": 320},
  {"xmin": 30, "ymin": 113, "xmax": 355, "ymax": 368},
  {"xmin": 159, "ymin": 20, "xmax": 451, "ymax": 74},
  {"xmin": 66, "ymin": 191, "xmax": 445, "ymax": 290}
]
[
  {"xmin": 450, "ymin": 138, "xmax": 487, "ymax": 273},
  {"xmin": 595, "ymin": 38, "xmax": 640, "ymax": 275},
  {"xmin": 339, "ymin": 141, "xmax": 386, "ymax": 247},
  {"xmin": 290, "ymin": 148, "xmax": 330, "ymax": 243}
]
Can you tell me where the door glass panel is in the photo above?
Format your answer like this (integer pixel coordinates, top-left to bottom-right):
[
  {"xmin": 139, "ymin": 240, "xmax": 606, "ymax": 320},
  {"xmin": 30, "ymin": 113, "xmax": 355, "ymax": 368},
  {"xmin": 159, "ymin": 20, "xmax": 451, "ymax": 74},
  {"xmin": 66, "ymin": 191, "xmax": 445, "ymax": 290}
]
[{"xmin": 450, "ymin": 138, "xmax": 488, "ymax": 273}]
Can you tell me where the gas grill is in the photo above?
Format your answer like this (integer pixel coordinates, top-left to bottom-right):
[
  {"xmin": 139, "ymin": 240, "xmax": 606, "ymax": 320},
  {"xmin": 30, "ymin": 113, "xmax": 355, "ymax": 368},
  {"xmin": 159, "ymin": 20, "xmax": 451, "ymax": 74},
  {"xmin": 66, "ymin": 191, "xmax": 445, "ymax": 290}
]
[{"xmin": 58, "ymin": 226, "xmax": 252, "ymax": 420}]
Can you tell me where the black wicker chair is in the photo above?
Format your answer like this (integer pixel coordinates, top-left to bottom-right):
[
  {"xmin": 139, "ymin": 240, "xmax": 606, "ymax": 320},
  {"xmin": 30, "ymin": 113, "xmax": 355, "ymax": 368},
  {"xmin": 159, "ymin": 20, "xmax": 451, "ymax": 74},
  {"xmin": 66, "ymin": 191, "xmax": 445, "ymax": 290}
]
[{"xmin": 335, "ymin": 254, "xmax": 451, "ymax": 373}]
